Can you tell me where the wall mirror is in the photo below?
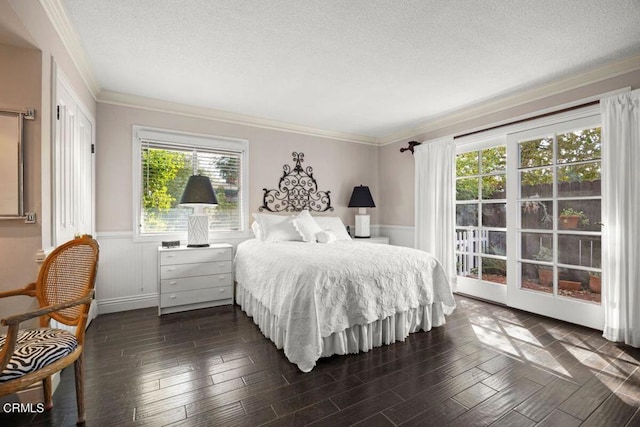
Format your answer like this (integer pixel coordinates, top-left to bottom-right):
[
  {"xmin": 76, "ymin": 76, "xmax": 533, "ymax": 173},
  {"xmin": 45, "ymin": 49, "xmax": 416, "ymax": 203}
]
[{"xmin": 0, "ymin": 111, "xmax": 24, "ymax": 217}]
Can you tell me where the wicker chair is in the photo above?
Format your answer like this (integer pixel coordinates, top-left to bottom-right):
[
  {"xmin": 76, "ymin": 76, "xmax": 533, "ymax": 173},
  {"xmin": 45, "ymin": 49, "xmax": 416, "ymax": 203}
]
[{"xmin": 0, "ymin": 235, "xmax": 98, "ymax": 424}]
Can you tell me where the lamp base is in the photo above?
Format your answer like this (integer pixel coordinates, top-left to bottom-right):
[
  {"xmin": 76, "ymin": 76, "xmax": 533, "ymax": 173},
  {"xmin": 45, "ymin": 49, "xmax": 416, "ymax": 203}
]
[
  {"xmin": 354, "ymin": 214, "xmax": 370, "ymax": 238},
  {"xmin": 187, "ymin": 214, "xmax": 209, "ymax": 247}
]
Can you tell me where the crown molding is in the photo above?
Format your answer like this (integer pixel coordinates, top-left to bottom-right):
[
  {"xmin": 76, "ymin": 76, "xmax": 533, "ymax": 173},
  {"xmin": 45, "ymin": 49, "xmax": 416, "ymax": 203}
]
[
  {"xmin": 98, "ymin": 90, "xmax": 379, "ymax": 145},
  {"xmin": 38, "ymin": 0, "xmax": 640, "ymax": 147},
  {"xmin": 39, "ymin": 0, "xmax": 100, "ymax": 99},
  {"xmin": 380, "ymin": 54, "xmax": 640, "ymax": 145}
]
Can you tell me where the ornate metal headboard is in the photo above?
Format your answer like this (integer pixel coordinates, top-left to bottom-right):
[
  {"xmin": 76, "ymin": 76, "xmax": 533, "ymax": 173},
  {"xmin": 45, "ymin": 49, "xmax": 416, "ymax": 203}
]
[{"xmin": 259, "ymin": 152, "xmax": 334, "ymax": 212}]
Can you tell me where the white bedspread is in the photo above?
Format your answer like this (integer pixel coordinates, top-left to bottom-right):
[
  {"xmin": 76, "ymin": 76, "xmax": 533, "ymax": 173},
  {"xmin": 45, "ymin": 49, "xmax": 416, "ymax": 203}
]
[{"xmin": 234, "ymin": 239, "xmax": 456, "ymax": 371}]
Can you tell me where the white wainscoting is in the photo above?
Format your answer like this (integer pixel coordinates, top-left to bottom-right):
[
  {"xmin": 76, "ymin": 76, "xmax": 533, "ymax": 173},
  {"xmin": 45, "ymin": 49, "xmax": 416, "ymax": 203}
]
[
  {"xmin": 376, "ymin": 225, "xmax": 415, "ymax": 248},
  {"xmin": 95, "ymin": 226, "xmax": 416, "ymax": 314},
  {"xmin": 95, "ymin": 232, "xmax": 154, "ymax": 314},
  {"xmin": 95, "ymin": 232, "xmax": 249, "ymax": 314}
]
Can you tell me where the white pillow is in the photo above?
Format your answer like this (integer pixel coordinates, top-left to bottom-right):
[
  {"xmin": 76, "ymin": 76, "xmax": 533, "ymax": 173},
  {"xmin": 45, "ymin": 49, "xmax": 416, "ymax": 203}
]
[
  {"xmin": 313, "ymin": 216, "xmax": 352, "ymax": 241},
  {"xmin": 291, "ymin": 210, "xmax": 322, "ymax": 242},
  {"xmin": 316, "ymin": 230, "xmax": 337, "ymax": 244},
  {"xmin": 252, "ymin": 213, "xmax": 301, "ymax": 242},
  {"xmin": 251, "ymin": 221, "xmax": 261, "ymax": 239}
]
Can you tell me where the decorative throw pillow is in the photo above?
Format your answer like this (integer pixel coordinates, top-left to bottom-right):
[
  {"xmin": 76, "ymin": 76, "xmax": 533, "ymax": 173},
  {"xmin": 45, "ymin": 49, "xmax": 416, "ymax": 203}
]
[
  {"xmin": 252, "ymin": 213, "xmax": 301, "ymax": 242},
  {"xmin": 291, "ymin": 210, "xmax": 322, "ymax": 242},
  {"xmin": 313, "ymin": 216, "xmax": 352, "ymax": 241},
  {"xmin": 316, "ymin": 230, "xmax": 337, "ymax": 244}
]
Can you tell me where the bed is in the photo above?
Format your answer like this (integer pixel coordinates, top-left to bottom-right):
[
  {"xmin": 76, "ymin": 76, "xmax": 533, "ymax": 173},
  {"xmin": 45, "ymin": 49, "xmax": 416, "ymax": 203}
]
[{"xmin": 234, "ymin": 213, "xmax": 455, "ymax": 372}]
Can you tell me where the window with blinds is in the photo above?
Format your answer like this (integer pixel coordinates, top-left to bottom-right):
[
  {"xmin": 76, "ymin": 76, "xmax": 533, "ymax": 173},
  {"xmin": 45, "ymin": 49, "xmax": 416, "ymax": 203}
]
[{"xmin": 134, "ymin": 127, "xmax": 248, "ymax": 237}]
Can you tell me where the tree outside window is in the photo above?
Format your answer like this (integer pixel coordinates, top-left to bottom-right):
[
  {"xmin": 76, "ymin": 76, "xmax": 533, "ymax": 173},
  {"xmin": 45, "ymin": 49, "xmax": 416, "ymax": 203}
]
[{"xmin": 141, "ymin": 145, "xmax": 242, "ymax": 234}]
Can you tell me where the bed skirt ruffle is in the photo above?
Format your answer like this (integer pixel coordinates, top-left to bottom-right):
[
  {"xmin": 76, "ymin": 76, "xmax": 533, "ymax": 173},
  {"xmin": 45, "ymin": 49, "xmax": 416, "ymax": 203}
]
[{"xmin": 236, "ymin": 282, "xmax": 447, "ymax": 370}]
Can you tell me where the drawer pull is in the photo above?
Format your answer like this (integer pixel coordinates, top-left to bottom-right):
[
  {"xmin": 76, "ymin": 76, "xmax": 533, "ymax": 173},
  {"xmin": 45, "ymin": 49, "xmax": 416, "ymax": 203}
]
[
  {"xmin": 167, "ymin": 254, "xmax": 175, "ymax": 258},
  {"xmin": 169, "ymin": 295, "xmax": 177, "ymax": 299},
  {"xmin": 168, "ymin": 267, "xmax": 176, "ymax": 271},
  {"xmin": 219, "ymin": 288, "xmax": 226, "ymax": 293},
  {"xmin": 169, "ymin": 281, "xmax": 177, "ymax": 285}
]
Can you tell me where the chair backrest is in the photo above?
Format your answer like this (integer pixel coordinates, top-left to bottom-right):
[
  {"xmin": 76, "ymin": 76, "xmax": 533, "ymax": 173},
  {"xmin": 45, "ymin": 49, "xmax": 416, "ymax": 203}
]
[{"xmin": 36, "ymin": 235, "xmax": 99, "ymax": 327}]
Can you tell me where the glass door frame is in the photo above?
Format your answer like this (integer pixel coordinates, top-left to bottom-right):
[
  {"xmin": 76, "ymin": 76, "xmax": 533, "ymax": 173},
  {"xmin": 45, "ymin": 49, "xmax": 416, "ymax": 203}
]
[
  {"xmin": 506, "ymin": 114, "xmax": 604, "ymax": 330},
  {"xmin": 455, "ymin": 136, "xmax": 508, "ymax": 305}
]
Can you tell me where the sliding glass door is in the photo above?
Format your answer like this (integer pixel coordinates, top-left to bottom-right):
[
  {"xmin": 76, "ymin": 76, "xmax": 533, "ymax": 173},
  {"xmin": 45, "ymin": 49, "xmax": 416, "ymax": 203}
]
[{"xmin": 454, "ymin": 112, "xmax": 604, "ymax": 329}]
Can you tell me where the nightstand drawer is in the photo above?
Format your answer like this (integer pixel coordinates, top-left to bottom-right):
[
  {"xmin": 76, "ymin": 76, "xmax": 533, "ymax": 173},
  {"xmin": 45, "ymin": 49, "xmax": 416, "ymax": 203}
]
[
  {"xmin": 160, "ymin": 273, "xmax": 232, "ymax": 293},
  {"xmin": 160, "ymin": 261, "xmax": 232, "ymax": 279},
  {"xmin": 160, "ymin": 248, "xmax": 232, "ymax": 265},
  {"xmin": 160, "ymin": 285, "xmax": 233, "ymax": 308}
]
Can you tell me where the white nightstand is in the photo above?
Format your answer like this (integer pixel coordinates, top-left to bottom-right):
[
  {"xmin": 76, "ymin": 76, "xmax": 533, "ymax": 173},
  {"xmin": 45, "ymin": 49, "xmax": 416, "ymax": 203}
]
[
  {"xmin": 158, "ymin": 243, "xmax": 233, "ymax": 315},
  {"xmin": 354, "ymin": 236, "xmax": 390, "ymax": 245}
]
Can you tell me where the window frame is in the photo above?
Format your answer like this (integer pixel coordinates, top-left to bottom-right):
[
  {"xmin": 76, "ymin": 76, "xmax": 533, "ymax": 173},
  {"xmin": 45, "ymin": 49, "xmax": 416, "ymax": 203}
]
[{"xmin": 132, "ymin": 125, "xmax": 250, "ymax": 242}]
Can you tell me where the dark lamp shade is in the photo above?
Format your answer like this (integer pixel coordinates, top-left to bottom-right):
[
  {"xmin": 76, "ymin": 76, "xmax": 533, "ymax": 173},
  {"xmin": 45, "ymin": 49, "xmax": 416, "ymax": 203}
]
[
  {"xmin": 179, "ymin": 175, "xmax": 218, "ymax": 206},
  {"xmin": 348, "ymin": 185, "xmax": 375, "ymax": 208}
]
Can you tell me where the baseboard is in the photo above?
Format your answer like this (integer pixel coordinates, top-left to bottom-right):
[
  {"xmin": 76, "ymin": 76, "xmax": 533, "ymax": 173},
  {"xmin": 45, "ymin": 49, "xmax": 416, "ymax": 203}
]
[{"xmin": 97, "ymin": 293, "xmax": 158, "ymax": 314}]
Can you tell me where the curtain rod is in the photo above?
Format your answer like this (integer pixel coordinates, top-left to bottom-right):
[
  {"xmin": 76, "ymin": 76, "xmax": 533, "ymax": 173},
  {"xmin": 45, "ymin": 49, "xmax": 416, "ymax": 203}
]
[
  {"xmin": 400, "ymin": 99, "xmax": 600, "ymax": 154},
  {"xmin": 453, "ymin": 99, "xmax": 600, "ymax": 140}
]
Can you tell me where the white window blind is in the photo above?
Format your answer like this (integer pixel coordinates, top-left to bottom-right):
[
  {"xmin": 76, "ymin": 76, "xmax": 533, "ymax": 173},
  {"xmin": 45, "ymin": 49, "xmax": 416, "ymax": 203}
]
[{"xmin": 134, "ymin": 127, "xmax": 247, "ymax": 237}]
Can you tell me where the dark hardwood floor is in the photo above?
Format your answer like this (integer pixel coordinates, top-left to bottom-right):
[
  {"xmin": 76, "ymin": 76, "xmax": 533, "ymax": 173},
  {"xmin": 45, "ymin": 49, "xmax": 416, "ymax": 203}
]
[{"xmin": 2, "ymin": 295, "xmax": 640, "ymax": 426}]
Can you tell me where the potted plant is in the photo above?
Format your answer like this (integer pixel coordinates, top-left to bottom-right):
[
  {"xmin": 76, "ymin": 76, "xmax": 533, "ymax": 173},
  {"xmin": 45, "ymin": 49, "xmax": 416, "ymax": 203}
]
[
  {"xmin": 533, "ymin": 246, "xmax": 553, "ymax": 286},
  {"xmin": 559, "ymin": 279, "xmax": 582, "ymax": 291},
  {"xmin": 559, "ymin": 208, "xmax": 590, "ymax": 229},
  {"xmin": 589, "ymin": 271, "xmax": 601, "ymax": 293},
  {"xmin": 557, "ymin": 268, "xmax": 586, "ymax": 292}
]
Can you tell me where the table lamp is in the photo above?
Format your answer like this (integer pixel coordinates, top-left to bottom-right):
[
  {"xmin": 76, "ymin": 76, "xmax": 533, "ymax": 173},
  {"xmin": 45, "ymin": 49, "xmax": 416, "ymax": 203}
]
[
  {"xmin": 348, "ymin": 185, "xmax": 375, "ymax": 238},
  {"xmin": 179, "ymin": 175, "xmax": 218, "ymax": 247}
]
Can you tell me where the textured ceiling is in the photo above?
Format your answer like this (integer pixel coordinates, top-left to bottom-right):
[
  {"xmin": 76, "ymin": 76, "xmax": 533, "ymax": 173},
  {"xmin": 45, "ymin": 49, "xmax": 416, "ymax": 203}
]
[{"xmin": 62, "ymin": 0, "xmax": 640, "ymax": 138}]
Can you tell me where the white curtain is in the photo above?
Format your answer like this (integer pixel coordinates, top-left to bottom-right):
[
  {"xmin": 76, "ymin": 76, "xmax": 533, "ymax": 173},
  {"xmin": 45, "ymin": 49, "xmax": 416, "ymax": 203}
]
[
  {"xmin": 601, "ymin": 89, "xmax": 640, "ymax": 347},
  {"xmin": 415, "ymin": 136, "xmax": 457, "ymax": 290}
]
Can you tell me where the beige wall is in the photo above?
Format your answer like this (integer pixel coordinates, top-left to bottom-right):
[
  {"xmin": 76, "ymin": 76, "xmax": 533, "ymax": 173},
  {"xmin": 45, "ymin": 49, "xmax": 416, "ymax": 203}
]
[
  {"xmin": 379, "ymin": 69, "xmax": 640, "ymax": 226},
  {"xmin": 0, "ymin": 1, "xmax": 96, "ymax": 322},
  {"xmin": 8, "ymin": 0, "xmax": 97, "ymax": 249},
  {"xmin": 0, "ymin": 43, "xmax": 41, "ymax": 321},
  {"xmin": 96, "ymin": 102, "xmax": 380, "ymax": 233}
]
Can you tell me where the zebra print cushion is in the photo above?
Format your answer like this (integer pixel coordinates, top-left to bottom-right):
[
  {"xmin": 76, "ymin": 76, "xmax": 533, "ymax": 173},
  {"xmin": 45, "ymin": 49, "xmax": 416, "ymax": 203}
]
[{"xmin": 0, "ymin": 328, "xmax": 78, "ymax": 382}]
